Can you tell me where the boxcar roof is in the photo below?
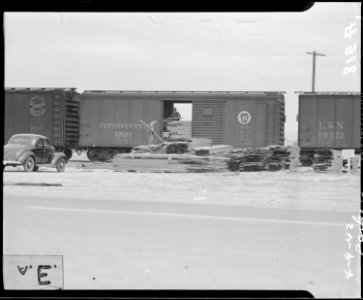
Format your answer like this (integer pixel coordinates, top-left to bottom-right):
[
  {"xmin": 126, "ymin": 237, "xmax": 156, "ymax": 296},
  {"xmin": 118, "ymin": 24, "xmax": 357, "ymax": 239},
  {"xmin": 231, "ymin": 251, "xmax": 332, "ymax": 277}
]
[
  {"xmin": 5, "ymin": 87, "xmax": 77, "ymax": 92},
  {"xmin": 82, "ymin": 91, "xmax": 286, "ymax": 101},
  {"xmin": 83, "ymin": 90, "xmax": 285, "ymax": 95},
  {"xmin": 295, "ymin": 91, "xmax": 360, "ymax": 95}
]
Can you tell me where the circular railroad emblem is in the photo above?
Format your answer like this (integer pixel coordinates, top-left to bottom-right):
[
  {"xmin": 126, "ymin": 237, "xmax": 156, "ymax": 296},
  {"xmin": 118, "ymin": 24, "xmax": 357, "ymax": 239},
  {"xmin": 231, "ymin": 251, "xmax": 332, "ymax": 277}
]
[
  {"xmin": 29, "ymin": 96, "xmax": 46, "ymax": 117},
  {"xmin": 237, "ymin": 111, "xmax": 251, "ymax": 125}
]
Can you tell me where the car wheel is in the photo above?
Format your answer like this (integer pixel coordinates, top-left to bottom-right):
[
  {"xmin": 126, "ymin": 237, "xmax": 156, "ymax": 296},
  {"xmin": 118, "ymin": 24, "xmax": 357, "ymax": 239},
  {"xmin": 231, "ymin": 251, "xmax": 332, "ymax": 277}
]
[
  {"xmin": 23, "ymin": 156, "xmax": 35, "ymax": 172},
  {"xmin": 56, "ymin": 157, "xmax": 66, "ymax": 172},
  {"xmin": 33, "ymin": 166, "xmax": 39, "ymax": 172}
]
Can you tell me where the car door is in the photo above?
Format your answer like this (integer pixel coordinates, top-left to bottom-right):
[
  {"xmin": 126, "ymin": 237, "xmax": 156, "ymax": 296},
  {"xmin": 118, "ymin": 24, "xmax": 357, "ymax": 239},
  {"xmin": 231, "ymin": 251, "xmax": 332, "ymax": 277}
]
[
  {"xmin": 42, "ymin": 138, "xmax": 52, "ymax": 163},
  {"xmin": 33, "ymin": 138, "xmax": 44, "ymax": 164}
]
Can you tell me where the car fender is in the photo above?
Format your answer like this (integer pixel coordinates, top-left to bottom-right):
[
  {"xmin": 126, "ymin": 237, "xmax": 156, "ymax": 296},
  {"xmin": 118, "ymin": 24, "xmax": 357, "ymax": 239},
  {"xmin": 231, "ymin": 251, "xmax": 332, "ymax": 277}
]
[
  {"xmin": 51, "ymin": 153, "xmax": 68, "ymax": 166},
  {"xmin": 18, "ymin": 151, "xmax": 36, "ymax": 164}
]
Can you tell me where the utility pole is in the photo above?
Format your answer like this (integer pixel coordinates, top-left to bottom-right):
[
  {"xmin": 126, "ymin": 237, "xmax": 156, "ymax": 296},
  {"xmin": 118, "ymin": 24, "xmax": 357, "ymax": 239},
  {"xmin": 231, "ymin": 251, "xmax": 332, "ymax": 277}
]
[{"xmin": 307, "ymin": 51, "xmax": 325, "ymax": 92}]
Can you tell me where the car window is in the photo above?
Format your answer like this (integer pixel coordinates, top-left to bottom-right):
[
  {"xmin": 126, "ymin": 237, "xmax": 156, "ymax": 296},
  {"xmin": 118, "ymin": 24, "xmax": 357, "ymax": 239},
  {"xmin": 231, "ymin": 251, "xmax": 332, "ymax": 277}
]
[
  {"xmin": 36, "ymin": 139, "xmax": 44, "ymax": 148},
  {"xmin": 9, "ymin": 136, "xmax": 31, "ymax": 145},
  {"xmin": 43, "ymin": 139, "xmax": 50, "ymax": 147}
]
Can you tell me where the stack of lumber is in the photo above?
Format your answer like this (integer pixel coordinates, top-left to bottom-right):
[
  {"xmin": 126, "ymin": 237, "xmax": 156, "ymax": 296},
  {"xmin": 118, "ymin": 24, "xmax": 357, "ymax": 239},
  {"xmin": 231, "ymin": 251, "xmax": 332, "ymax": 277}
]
[
  {"xmin": 194, "ymin": 145, "xmax": 233, "ymax": 157},
  {"xmin": 165, "ymin": 142, "xmax": 189, "ymax": 154},
  {"xmin": 132, "ymin": 142, "xmax": 189, "ymax": 154},
  {"xmin": 312, "ymin": 150, "xmax": 333, "ymax": 171},
  {"xmin": 227, "ymin": 146, "xmax": 296, "ymax": 172},
  {"xmin": 132, "ymin": 138, "xmax": 212, "ymax": 155},
  {"xmin": 239, "ymin": 148, "xmax": 271, "ymax": 172},
  {"xmin": 187, "ymin": 138, "xmax": 212, "ymax": 151},
  {"xmin": 263, "ymin": 146, "xmax": 291, "ymax": 171},
  {"xmin": 109, "ymin": 153, "xmax": 229, "ymax": 173}
]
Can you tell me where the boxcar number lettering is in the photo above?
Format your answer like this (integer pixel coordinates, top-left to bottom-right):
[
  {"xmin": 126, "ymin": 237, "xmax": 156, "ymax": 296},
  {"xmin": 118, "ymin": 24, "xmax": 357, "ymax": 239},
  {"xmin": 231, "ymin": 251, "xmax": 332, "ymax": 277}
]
[
  {"xmin": 30, "ymin": 125, "xmax": 43, "ymax": 134},
  {"xmin": 239, "ymin": 125, "xmax": 253, "ymax": 146},
  {"xmin": 318, "ymin": 131, "xmax": 344, "ymax": 140},
  {"xmin": 318, "ymin": 121, "xmax": 344, "ymax": 141},
  {"xmin": 114, "ymin": 131, "xmax": 132, "ymax": 144}
]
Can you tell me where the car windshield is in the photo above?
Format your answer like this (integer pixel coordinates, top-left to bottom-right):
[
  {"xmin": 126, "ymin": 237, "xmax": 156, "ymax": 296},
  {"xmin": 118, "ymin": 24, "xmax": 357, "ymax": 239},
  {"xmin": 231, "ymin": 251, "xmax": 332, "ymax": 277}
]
[{"xmin": 8, "ymin": 136, "xmax": 32, "ymax": 145}]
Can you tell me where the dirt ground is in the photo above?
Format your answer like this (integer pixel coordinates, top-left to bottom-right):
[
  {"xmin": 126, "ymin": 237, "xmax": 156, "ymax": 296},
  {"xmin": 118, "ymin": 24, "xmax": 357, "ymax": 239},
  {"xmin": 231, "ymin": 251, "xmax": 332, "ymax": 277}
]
[
  {"xmin": 3, "ymin": 160, "xmax": 360, "ymax": 213},
  {"xmin": 3, "ymin": 152, "xmax": 361, "ymax": 297}
]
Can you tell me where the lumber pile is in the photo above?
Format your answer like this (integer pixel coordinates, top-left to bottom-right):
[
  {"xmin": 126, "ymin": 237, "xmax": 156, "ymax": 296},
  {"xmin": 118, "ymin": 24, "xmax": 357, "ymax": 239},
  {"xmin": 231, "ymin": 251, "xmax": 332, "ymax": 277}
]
[
  {"xmin": 132, "ymin": 137, "xmax": 212, "ymax": 155},
  {"xmin": 263, "ymin": 146, "xmax": 291, "ymax": 171},
  {"xmin": 109, "ymin": 153, "xmax": 229, "ymax": 173},
  {"xmin": 227, "ymin": 146, "xmax": 296, "ymax": 172},
  {"xmin": 194, "ymin": 145, "xmax": 233, "ymax": 157},
  {"xmin": 312, "ymin": 150, "xmax": 333, "ymax": 171},
  {"xmin": 132, "ymin": 142, "xmax": 189, "ymax": 154}
]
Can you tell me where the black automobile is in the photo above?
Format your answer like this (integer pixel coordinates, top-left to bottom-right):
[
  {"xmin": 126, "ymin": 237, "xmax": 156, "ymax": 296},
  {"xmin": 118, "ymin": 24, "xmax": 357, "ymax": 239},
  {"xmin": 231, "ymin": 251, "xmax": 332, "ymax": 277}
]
[{"xmin": 3, "ymin": 134, "xmax": 68, "ymax": 172}]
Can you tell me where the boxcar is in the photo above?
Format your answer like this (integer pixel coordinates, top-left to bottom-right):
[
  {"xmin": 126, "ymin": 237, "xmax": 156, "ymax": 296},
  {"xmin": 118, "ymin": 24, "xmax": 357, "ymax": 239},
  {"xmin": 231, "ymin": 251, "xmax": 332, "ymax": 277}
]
[
  {"xmin": 79, "ymin": 90, "xmax": 285, "ymax": 160},
  {"xmin": 4, "ymin": 88, "xmax": 80, "ymax": 159},
  {"xmin": 297, "ymin": 92, "xmax": 360, "ymax": 151},
  {"xmin": 297, "ymin": 92, "xmax": 361, "ymax": 165}
]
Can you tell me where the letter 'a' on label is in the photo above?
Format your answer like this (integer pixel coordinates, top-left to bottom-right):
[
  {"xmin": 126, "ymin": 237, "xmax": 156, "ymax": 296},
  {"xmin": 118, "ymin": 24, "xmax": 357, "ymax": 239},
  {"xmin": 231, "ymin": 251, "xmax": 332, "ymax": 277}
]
[{"xmin": 3, "ymin": 255, "xmax": 64, "ymax": 290}]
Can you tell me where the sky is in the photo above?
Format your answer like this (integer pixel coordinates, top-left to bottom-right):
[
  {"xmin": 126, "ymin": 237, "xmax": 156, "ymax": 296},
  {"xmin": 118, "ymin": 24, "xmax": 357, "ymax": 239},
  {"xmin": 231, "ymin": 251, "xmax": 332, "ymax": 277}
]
[{"xmin": 4, "ymin": 3, "xmax": 361, "ymax": 141}]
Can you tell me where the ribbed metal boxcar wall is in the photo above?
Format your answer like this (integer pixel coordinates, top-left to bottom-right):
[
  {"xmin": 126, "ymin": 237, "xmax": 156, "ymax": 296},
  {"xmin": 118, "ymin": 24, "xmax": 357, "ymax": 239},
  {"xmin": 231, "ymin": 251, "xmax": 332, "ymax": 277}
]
[
  {"xmin": 192, "ymin": 97, "xmax": 225, "ymax": 144},
  {"xmin": 79, "ymin": 92, "xmax": 163, "ymax": 148},
  {"xmin": 62, "ymin": 90, "xmax": 81, "ymax": 150},
  {"xmin": 298, "ymin": 93, "xmax": 360, "ymax": 150},
  {"xmin": 222, "ymin": 93, "xmax": 285, "ymax": 148}
]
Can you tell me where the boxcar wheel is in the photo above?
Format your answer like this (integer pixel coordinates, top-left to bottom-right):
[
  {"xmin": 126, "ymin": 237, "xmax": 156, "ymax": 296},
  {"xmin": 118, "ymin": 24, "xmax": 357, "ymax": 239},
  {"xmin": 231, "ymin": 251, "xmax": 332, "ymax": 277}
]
[
  {"xmin": 64, "ymin": 148, "xmax": 72, "ymax": 160},
  {"xmin": 56, "ymin": 158, "xmax": 66, "ymax": 172},
  {"xmin": 87, "ymin": 149, "xmax": 98, "ymax": 162},
  {"xmin": 23, "ymin": 156, "xmax": 35, "ymax": 172}
]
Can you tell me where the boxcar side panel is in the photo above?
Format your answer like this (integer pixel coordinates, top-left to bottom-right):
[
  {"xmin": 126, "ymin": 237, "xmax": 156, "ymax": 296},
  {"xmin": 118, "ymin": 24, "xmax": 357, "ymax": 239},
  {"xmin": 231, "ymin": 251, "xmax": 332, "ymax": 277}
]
[
  {"xmin": 316, "ymin": 96, "xmax": 336, "ymax": 148},
  {"xmin": 352, "ymin": 96, "xmax": 361, "ymax": 149},
  {"xmin": 4, "ymin": 92, "xmax": 54, "ymax": 145},
  {"xmin": 298, "ymin": 94, "xmax": 360, "ymax": 149},
  {"xmin": 222, "ymin": 100, "xmax": 236, "ymax": 146},
  {"xmin": 80, "ymin": 97, "xmax": 102, "ymax": 147},
  {"xmin": 234, "ymin": 99, "xmax": 259, "ymax": 148},
  {"xmin": 255, "ymin": 103, "xmax": 267, "ymax": 147},
  {"xmin": 223, "ymin": 97, "xmax": 280, "ymax": 148},
  {"xmin": 80, "ymin": 96, "xmax": 162, "ymax": 147},
  {"xmin": 298, "ymin": 97, "xmax": 318, "ymax": 148},
  {"xmin": 129, "ymin": 100, "xmax": 146, "ymax": 146},
  {"xmin": 335, "ymin": 96, "xmax": 354, "ymax": 148}
]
